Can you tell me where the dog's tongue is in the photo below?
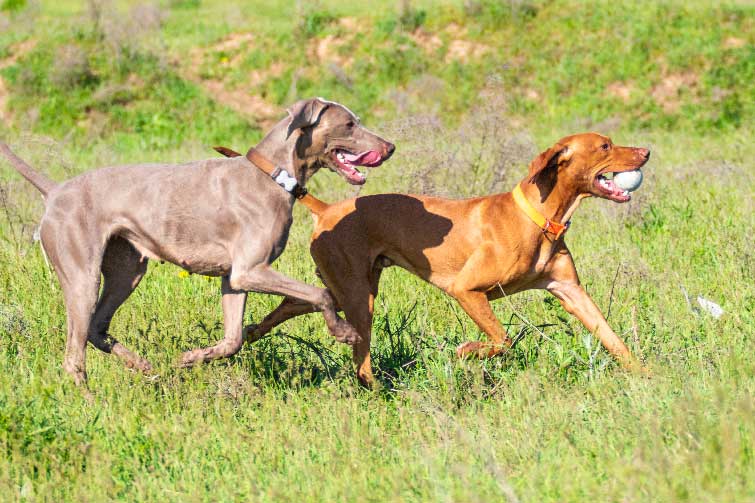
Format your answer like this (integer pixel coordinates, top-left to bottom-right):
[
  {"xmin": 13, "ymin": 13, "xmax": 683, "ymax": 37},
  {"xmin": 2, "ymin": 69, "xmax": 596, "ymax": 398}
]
[{"xmin": 344, "ymin": 151, "xmax": 381, "ymax": 165}]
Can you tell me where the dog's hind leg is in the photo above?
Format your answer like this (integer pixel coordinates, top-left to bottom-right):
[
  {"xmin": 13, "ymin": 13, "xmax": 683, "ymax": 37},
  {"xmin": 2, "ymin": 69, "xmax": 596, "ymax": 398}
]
[
  {"xmin": 245, "ymin": 267, "xmax": 346, "ymax": 342},
  {"xmin": 343, "ymin": 284, "xmax": 379, "ymax": 388},
  {"xmin": 62, "ymin": 290, "xmax": 99, "ymax": 386},
  {"xmin": 244, "ymin": 297, "xmax": 321, "ymax": 343},
  {"xmin": 42, "ymin": 223, "xmax": 104, "ymax": 387},
  {"xmin": 445, "ymin": 247, "xmax": 515, "ymax": 359},
  {"xmin": 452, "ymin": 290, "xmax": 515, "ymax": 359},
  {"xmin": 318, "ymin": 261, "xmax": 383, "ymax": 388},
  {"xmin": 229, "ymin": 263, "xmax": 360, "ymax": 345},
  {"xmin": 89, "ymin": 237, "xmax": 152, "ymax": 372},
  {"xmin": 179, "ymin": 276, "xmax": 247, "ymax": 367}
]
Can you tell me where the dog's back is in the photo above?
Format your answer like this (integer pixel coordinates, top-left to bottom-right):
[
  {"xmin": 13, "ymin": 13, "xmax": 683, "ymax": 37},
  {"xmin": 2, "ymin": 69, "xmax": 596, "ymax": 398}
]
[{"xmin": 310, "ymin": 193, "xmax": 500, "ymax": 289}]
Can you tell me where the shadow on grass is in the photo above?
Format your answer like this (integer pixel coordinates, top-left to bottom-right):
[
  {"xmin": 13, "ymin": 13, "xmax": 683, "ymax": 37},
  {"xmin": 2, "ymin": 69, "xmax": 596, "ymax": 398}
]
[
  {"xmin": 371, "ymin": 302, "xmax": 423, "ymax": 389},
  {"xmin": 237, "ymin": 331, "xmax": 348, "ymax": 388},
  {"xmin": 369, "ymin": 307, "xmax": 563, "ymax": 396},
  {"xmin": 175, "ymin": 307, "xmax": 562, "ymax": 392}
]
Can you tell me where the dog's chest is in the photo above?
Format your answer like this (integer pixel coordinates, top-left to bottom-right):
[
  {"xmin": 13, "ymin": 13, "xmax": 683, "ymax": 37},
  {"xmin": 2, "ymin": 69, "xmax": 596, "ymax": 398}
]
[
  {"xmin": 128, "ymin": 237, "xmax": 233, "ymax": 276},
  {"xmin": 530, "ymin": 239, "xmax": 564, "ymax": 275},
  {"xmin": 177, "ymin": 252, "xmax": 233, "ymax": 276},
  {"xmin": 500, "ymin": 239, "xmax": 561, "ymax": 283}
]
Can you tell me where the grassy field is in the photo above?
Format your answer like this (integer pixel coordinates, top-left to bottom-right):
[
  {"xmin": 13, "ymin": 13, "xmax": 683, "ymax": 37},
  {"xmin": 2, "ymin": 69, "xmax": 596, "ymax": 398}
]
[{"xmin": 1, "ymin": 0, "xmax": 754, "ymax": 501}]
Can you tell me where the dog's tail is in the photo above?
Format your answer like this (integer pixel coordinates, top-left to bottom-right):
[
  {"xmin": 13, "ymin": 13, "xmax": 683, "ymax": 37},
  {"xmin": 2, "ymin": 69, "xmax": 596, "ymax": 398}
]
[
  {"xmin": 0, "ymin": 143, "xmax": 56, "ymax": 197},
  {"xmin": 213, "ymin": 146, "xmax": 329, "ymax": 217}
]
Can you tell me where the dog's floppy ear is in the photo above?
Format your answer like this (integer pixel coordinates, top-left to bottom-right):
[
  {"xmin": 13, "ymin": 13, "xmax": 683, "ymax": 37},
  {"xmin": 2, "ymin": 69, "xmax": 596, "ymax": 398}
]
[
  {"xmin": 528, "ymin": 143, "xmax": 570, "ymax": 183},
  {"xmin": 286, "ymin": 98, "xmax": 330, "ymax": 139}
]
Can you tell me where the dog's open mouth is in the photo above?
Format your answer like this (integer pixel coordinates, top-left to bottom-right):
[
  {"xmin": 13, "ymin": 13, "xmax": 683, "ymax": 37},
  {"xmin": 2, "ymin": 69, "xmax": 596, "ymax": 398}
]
[
  {"xmin": 594, "ymin": 171, "xmax": 634, "ymax": 203},
  {"xmin": 330, "ymin": 149, "xmax": 384, "ymax": 185}
]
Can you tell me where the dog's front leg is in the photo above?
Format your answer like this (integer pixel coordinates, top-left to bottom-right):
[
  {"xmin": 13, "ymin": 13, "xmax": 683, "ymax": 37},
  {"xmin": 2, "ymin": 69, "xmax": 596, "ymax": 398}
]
[
  {"xmin": 546, "ymin": 280, "xmax": 645, "ymax": 372},
  {"xmin": 230, "ymin": 265, "xmax": 360, "ymax": 345},
  {"xmin": 180, "ymin": 276, "xmax": 247, "ymax": 367},
  {"xmin": 543, "ymin": 252, "xmax": 647, "ymax": 373}
]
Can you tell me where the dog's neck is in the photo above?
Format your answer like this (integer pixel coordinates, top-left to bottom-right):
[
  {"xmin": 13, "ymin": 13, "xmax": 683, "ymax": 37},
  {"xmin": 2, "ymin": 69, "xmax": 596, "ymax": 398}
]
[
  {"xmin": 254, "ymin": 123, "xmax": 311, "ymax": 187},
  {"xmin": 519, "ymin": 178, "xmax": 588, "ymax": 225}
]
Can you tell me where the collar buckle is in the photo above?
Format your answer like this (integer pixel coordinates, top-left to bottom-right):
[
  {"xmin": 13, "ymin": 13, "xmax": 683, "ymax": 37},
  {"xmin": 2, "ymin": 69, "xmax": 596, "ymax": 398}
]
[{"xmin": 552, "ymin": 220, "xmax": 570, "ymax": 239}]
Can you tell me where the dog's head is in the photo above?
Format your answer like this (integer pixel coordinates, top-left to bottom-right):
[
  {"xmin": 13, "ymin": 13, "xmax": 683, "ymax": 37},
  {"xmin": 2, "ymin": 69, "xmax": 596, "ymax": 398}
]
[
  {"xmin": 528, "ymin": 132, "xmax": 650, "ymax": 203},
  {"xmin": 286, "ymin": 98, "xmax": 395, "ymax": 185}
]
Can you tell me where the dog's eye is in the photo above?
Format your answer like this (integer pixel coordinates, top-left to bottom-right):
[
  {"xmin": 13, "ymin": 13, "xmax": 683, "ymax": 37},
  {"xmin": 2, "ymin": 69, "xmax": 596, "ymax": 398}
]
[
  {"xmin": 601, "ymin": 143, "xmax": 610, "ymax": 151},
  {"xmin": 345, "ymin": 120, "xmax": 355, "ymax": 128}
]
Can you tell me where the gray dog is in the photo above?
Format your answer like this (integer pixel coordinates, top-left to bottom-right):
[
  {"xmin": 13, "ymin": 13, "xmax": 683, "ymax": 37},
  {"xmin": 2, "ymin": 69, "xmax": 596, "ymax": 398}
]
[{"xmin": 0, "ymin": 97, "xmax": 395, "ymax": 386}]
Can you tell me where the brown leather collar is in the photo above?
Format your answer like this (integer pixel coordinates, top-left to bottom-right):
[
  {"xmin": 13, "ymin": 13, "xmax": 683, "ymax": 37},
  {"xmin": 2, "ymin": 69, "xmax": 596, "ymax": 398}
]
[
  {"xmin": 245, "ymin": 147, "xmax": 309, "ymax": 200},
  {"xmin": 213, "ymin": 145, "xmax": 328, "ymax": 213}
]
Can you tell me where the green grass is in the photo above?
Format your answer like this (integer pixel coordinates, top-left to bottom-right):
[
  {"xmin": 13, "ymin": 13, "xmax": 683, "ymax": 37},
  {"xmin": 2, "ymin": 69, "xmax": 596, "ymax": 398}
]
[{"xmin": 1, "ymin": 0, "xmax": 754, "ymax": 501}]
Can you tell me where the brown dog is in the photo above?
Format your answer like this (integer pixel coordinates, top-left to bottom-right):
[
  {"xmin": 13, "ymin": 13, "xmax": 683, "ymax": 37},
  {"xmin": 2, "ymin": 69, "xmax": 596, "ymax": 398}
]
[{"xmin": 219, "ymin": 133, "xmax": 650, "ymax": 387}]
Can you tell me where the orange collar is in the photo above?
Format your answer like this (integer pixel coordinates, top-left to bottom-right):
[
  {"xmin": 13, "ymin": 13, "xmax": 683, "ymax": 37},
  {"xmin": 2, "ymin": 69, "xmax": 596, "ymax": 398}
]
[{"xmin": 512, "ymin": 183, "xmax": 570, "ymax": 239}]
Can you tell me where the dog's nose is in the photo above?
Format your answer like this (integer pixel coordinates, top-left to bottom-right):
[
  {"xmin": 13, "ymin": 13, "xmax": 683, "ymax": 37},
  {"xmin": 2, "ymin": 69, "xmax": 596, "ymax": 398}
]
[
  {"xmin": 385, "ymin": 142, "xmax": 396, "ymax": 157},
  {"xmin": 639, "ymin": 148, "xmax": 650, "ymax": 160}
]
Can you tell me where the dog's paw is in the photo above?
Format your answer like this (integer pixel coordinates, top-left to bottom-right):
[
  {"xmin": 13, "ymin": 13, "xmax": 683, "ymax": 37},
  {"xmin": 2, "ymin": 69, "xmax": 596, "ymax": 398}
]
[
  {"xmin": 333, "ymin": 320, "xmax": 361, "ymax": 345},
  {"xmin": 178, "ymin": 350, "xmax": 204, "ymax": 368},
  {"xmin": 456, "ymin": 341, "xmax": 483, "ymax": 359},
  {"xmin": 82, "ymin": 388, "xmax": 96, "ymax": 404},
  {"xmin": 125, "ymin": 357, "xmax": 153, "ymax": 373},
  {"xmin": 456, "ymin": 341, "xmax": 505, "ymax": 359},
  {"xmin": 628, "ymin": 360, "xmax": 653, "ymax": 378},
  {"xmin": 357, "ymin": 374, "xmax": 379, "ymax": 390},
  {"xmin": 619, "ymin": 355, "xmax": 653, "ymax": 378}
]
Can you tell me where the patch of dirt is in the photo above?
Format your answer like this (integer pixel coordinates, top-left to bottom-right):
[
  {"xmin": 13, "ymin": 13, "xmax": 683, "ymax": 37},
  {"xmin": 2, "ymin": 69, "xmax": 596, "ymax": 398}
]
[
  {"xmin": 444, "ymin": 22, "xmax": 466, "ymax": 38},
  {"xmin": 606, "ymin": 81, "xmax": 634, "ymax": 102},
  {"xmin": 0, "ymin": 38, "xmax": 37, "ymax": 70},
  {"xmin": 307, "ymin": 34, "xmax": 353, "ymax": 67},
  {"xmin": 445, "ymin": 39, "xmax": 490, "ymax": 63},
  {"xmin": 0, "ymin": 38, "xmax": 37, "ymax": 124},
  {"xmin": 179, "ymin": 32, "xmax": 283, "ymax": 128},
  {"xmin": 410, "ymin": 28, "xmax": 442, "ymax": 53},
  {"xmin": 248, "ymin": 61, "xmax": 285, "ymax": 87},
  {"xmin": 651, "ymin": 72, "xmax": 699, "ymax": 113},
  {"xmin": 710, "ymin": 86, "xmax": 732, "ymax": 103},
  {"xmin": 723, "ymin": 36, "xmax": 746, "ymax": 49},
  {"xmin": 202, "ymin": 79, "xmax": 281, "ymax": 128},
  {"xmin": 305, "ymin": 17, "xmax": 364, "ymax": 67},
  {"xmin": 338, "ymin": 17, "xmax": 359, "ymax": 31},
  {"xmin": 524, "ymin": 88, "xmax": 540, "ymax": 100},
  {"xmin": 188, "ymin": 32, "xmax": 255, "ymax": 71},
  {"xmin": 211, "ymin": 32, "xmax": 255, "ymax": 53},
  {"xmin": 409, "ymin": 24, "xmax": 491, "ymax": 63},
  {"xmin": 0, "ymin": 76, "xmax": 9, "ymax": 123}
]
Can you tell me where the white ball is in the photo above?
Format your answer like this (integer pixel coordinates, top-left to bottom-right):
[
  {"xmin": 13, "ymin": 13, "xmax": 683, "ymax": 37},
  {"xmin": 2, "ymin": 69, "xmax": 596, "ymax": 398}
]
[{"xmin": 613, "ymin": 170, "xmax": 643, "ymax": 192}]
